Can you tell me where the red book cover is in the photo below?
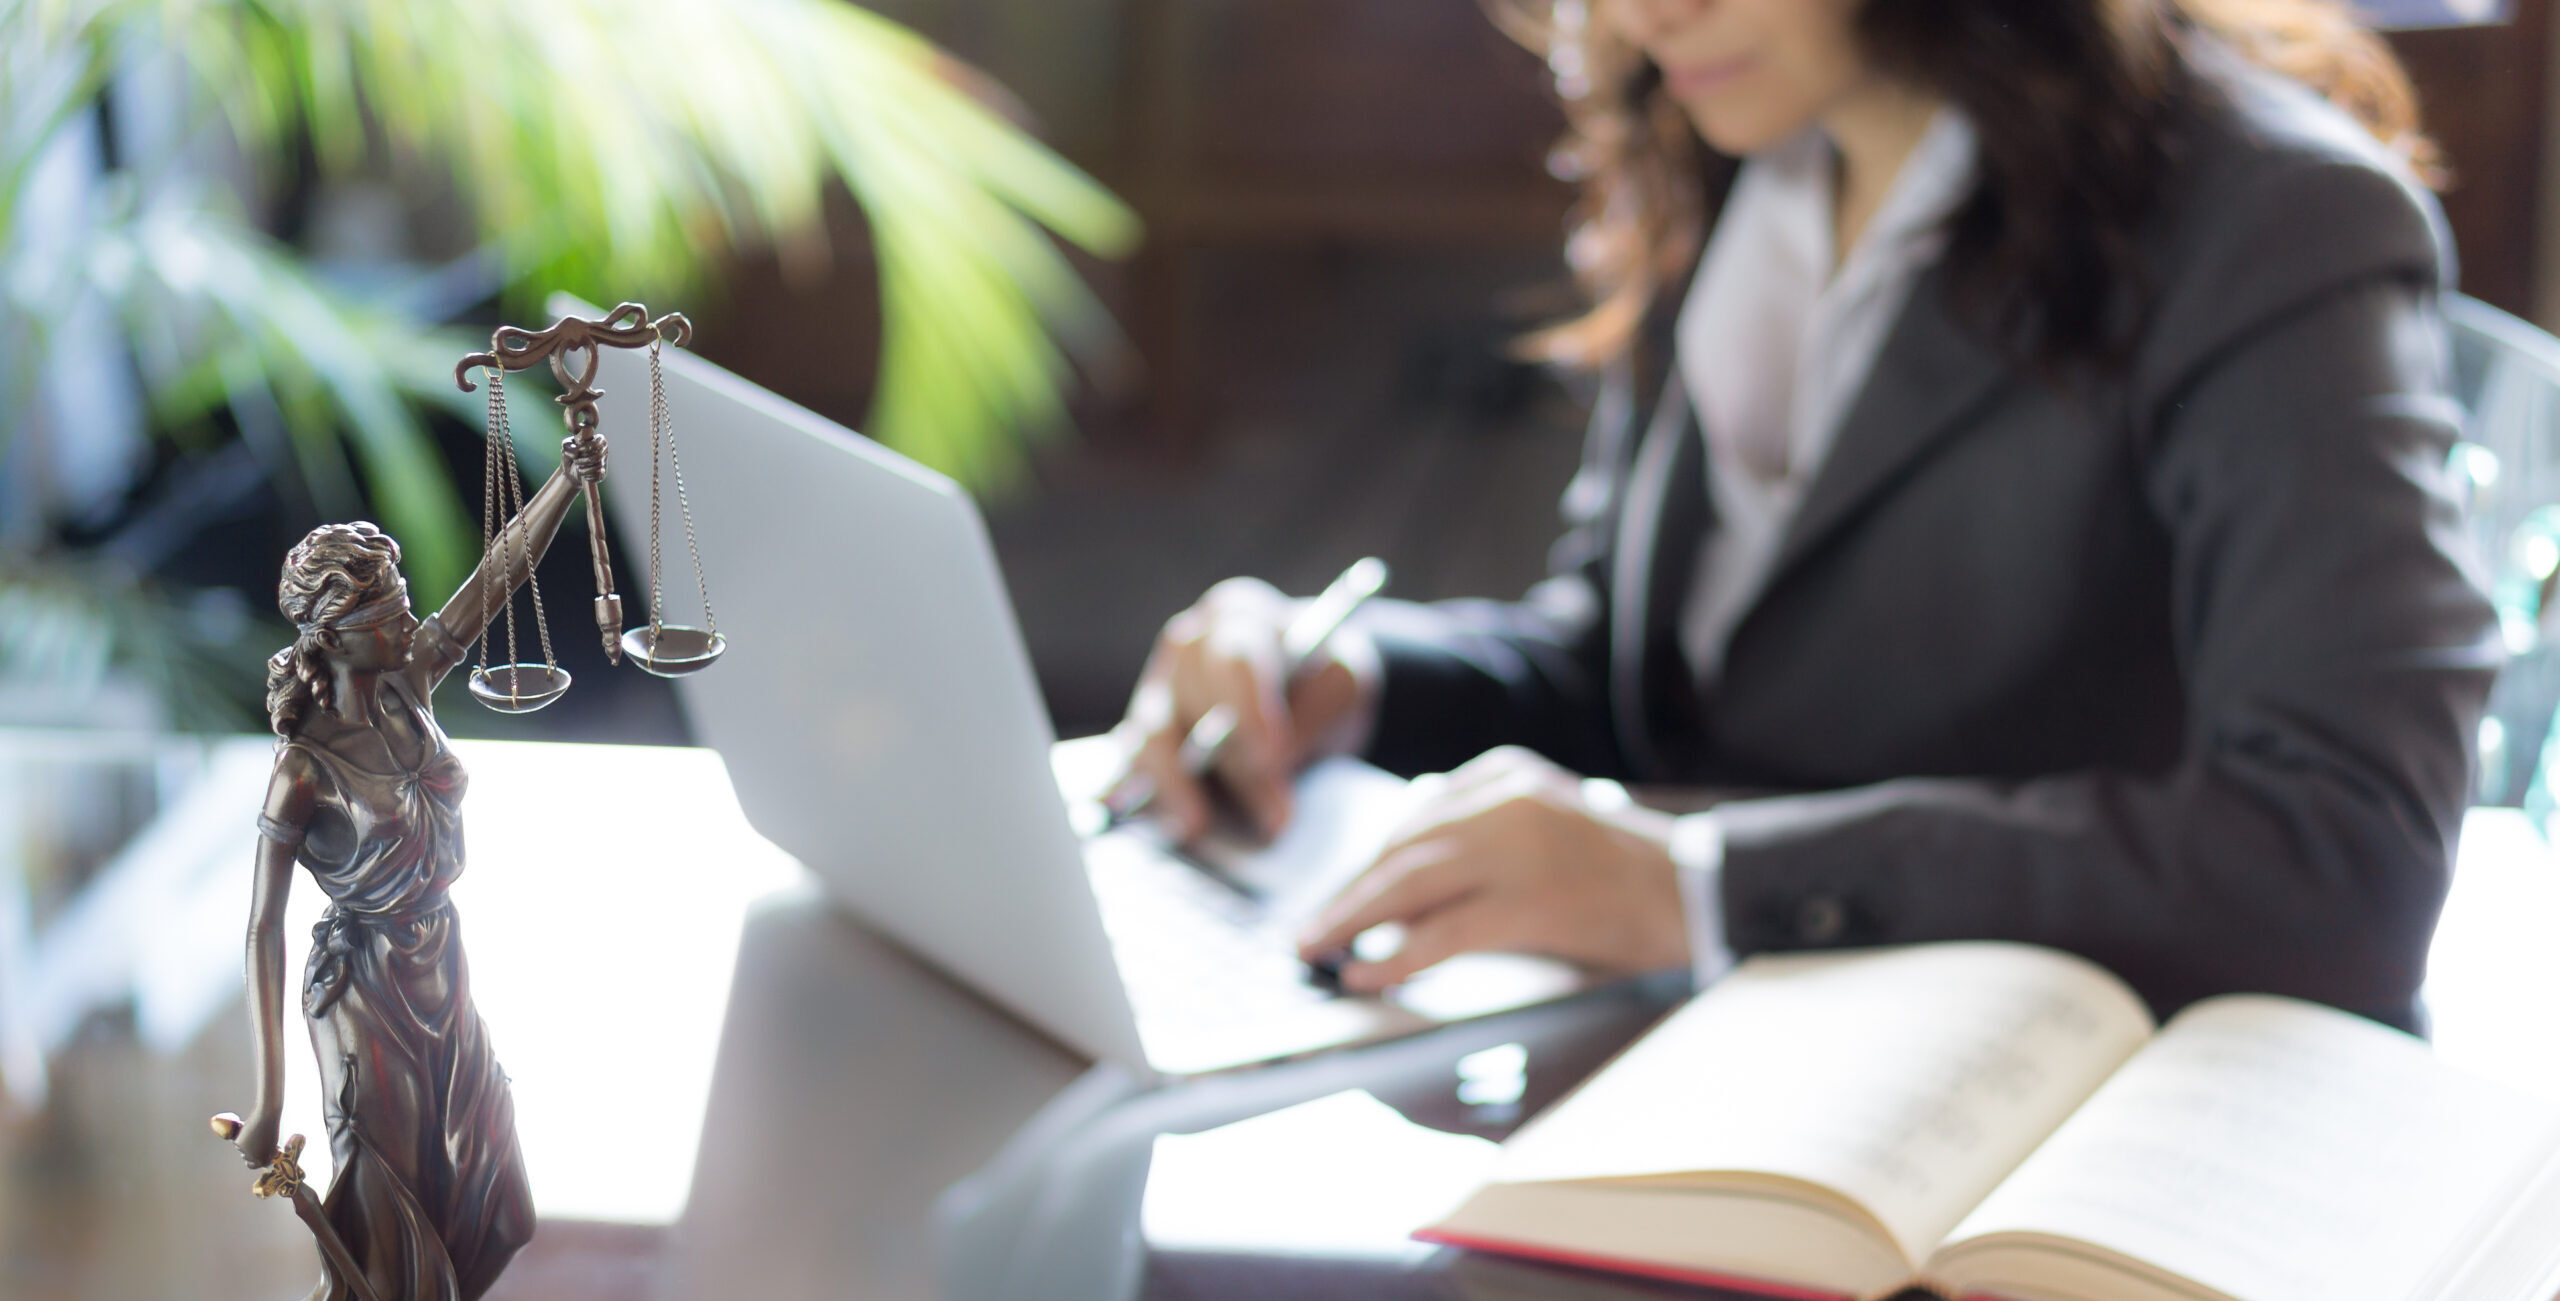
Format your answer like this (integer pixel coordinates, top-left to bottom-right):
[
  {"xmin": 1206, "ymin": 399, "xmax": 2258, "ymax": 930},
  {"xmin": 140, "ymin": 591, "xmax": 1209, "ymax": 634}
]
[{"xmin": 1412, "ymin": 1225, "xmax": 1858, "ymax": 1301}]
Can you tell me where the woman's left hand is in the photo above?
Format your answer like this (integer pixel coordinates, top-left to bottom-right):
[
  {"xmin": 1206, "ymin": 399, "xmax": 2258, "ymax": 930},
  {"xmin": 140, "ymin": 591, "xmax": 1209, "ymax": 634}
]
[
  {"xmin": 1295, "ymin": 746, "xmax": 1692, "ymax": 992},
  {"xmin": 563, "ymin": 432, "xmax": 607, "ymax": 483}
]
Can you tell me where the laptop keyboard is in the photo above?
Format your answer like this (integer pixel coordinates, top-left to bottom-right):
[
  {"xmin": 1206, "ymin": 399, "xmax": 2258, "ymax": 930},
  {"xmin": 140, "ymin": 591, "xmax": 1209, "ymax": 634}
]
[{"xmin": 1086, "ymin": 835, "xmax": 1339, "ymax": 1026}]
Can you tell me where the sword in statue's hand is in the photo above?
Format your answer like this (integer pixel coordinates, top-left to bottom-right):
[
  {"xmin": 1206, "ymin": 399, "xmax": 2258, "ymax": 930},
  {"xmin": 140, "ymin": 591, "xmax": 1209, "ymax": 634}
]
[{"xmin": 211, "ymin": 1113, "xmax": 385, "ymax": 1301}]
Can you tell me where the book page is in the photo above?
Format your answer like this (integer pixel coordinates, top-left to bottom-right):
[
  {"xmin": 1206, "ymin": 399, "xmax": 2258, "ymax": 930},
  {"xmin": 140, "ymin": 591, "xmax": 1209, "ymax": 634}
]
[
  {"xmin": 1935, "ymin": 996, "xmax": 2560, "ymax": 1301},
  {"xmin": 1491, "ymin": 944, "xmax": 2154, "ymax": 1265},
  {"xmin": 2416, "ymin": 1143, "xmax": 2560, "ymax": 1301}
]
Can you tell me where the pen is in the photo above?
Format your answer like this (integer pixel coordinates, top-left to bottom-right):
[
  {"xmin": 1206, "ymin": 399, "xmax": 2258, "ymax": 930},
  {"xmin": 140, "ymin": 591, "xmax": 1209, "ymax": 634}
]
[{"xmin": 1103, "ymin": 556, "xmax": 1390, "ymax": 829}]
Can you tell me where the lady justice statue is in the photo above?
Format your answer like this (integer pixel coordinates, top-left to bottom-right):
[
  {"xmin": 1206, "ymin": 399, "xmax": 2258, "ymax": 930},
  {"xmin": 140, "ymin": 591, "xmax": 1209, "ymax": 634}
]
[{"xmin": 217, "ymin": 305, "xmax": 712, "ymax": 1301}]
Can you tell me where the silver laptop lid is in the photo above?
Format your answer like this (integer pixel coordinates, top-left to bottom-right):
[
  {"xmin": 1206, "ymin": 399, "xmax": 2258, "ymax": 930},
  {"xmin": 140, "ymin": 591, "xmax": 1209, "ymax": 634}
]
[{"xmin": 584, "ymin": 321, "xmax": 1146, "ymax": 1069}]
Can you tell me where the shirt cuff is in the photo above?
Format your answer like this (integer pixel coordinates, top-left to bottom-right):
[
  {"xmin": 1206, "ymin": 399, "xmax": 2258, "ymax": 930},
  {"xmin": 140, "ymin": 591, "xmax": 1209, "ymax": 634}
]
[{"xmin": 1669, "ymin": 811, "xmax": 1736, "ymax": 987}]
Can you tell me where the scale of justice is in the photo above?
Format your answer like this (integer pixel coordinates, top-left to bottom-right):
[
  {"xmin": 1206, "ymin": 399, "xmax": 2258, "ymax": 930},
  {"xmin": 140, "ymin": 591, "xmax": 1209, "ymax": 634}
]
[{"xmin": 458, "ymin": 301, "xmax": 726, "ymax": 707}]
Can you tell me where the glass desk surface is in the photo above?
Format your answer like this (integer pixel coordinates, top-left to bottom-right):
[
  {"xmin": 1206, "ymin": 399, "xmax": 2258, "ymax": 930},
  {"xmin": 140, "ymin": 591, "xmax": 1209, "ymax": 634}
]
[
  {"xmin": 0, "ymin": 729, "xmax": 804, "ymax": 1300},
  {"xmin": 7, "ymin": 728, "xmax": 2556, "ymax": 1301},
  {"xmin": 1128, "ymin": 808, "xmax": 2560, "ymax": 1301}
]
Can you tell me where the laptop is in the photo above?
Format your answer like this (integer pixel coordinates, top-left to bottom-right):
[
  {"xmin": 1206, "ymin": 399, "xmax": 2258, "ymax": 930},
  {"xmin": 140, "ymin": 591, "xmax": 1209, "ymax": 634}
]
[{"xmin": 583, "ymin": 319, "xmax": 1583, "ymax": 1079}]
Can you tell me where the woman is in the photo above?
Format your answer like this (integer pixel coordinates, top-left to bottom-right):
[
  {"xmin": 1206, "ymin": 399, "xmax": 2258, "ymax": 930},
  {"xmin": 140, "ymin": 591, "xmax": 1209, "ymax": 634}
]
[
  {"xmin": 230, "ymin": 434, "xmax": 603, "ymax": 1301},
  {"xmin": 1116, "ymin": 0, "xmax": 2497, "ymax": 1032}
]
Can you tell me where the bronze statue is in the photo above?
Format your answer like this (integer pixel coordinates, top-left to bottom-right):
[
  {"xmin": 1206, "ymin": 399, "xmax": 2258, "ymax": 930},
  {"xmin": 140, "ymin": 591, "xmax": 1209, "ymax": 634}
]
[
  {"xmin": 228, "ymin": 426, "xmax": 598, "ymax": 1298},
  {"xmin": 219, "ymin": 305, "xmax": 705, "ymax": 1301}
]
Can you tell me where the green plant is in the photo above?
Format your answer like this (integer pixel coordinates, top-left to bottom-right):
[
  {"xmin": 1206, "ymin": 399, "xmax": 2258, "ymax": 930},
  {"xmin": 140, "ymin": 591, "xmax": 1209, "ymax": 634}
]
[{"xmin": 1, "ymin": 0, "xmax": 1137, "ymax": 727}]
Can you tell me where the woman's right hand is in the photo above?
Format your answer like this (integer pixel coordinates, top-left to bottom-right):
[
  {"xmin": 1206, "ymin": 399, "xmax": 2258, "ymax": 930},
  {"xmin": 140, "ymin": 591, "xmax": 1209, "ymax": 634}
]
[
  {"xmin": 232, "ymin": 1105, "xmax": 282, "ymax": 1169},
  {"xmin": 1112, "ymin": 578, "xmax": 1364, "ymax": 843}
]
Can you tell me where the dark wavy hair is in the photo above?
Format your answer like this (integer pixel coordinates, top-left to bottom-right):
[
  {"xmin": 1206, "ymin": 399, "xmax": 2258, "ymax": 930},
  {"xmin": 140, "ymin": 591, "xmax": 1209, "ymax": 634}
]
[
  {"xmin": 267, "ymin": 521, "xmax": 405, "ymax": 737},
  {"xmin": 1492, "ymin": 0, "xmax": 2436, "ymax": 374}
]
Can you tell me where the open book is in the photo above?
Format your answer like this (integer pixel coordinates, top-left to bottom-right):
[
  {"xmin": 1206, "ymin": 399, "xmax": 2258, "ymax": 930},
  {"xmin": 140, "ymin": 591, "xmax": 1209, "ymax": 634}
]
[{"xmin": 1418, "ymin": 943, "xmax": 2560, "ymax": 1301}]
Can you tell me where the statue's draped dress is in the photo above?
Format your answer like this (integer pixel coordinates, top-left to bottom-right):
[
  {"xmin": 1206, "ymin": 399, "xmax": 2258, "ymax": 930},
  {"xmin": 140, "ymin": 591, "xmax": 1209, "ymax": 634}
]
[{"xmin": 275, "ymin": 671, "xmax": 531, "ymax": 1301}]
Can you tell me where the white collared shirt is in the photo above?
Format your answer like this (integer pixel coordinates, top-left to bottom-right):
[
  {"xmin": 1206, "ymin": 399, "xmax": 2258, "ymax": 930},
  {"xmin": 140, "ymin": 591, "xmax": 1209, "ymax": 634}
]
[
  {"xmin": 1670, "ymin": 108, "xmax": 1979, "ymax": 986},
  {"xmin": 1674, "ymin": 109, "xmax": 1980, "ymax": 681}
]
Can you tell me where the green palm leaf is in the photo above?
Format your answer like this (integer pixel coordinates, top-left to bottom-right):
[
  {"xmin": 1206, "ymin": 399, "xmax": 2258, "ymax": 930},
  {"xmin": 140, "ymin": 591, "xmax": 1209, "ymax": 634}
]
[
  {"xmin": 4, "ymin": 0, "xmax": 1136, "ymax": 727},
  {"xmin": 191, "ymin": 0, "xmax": 1140, "ymax": 488}
]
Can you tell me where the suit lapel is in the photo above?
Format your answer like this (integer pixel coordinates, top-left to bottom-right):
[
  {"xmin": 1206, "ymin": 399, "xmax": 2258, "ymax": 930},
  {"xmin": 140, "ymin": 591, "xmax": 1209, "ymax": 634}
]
[
  {"xmin": 1764, "ymin": 268, "xmax": 2011, "ymax": 586},
  {"xmin": 1610, "ymin": 371, "xmax": 1711, "ymax": 778}
]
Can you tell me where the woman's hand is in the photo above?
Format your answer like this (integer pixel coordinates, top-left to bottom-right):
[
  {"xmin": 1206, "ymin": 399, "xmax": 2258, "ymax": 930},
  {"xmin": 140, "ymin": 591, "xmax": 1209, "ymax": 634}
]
[
  {"xmin": 232, "ymin": 1104, "xmax": 282, "ymax": 1169},
  {"xmin": 1113, "ymin": 578, "xmax": 1363, "ymax": 843},
  {"xmin": 1295, "ymin": 746, "xmax": 1691, "ymax": 992},
  {"xmin": 563, "ymin": 431, "xmax": 607, "ymax": 484}
]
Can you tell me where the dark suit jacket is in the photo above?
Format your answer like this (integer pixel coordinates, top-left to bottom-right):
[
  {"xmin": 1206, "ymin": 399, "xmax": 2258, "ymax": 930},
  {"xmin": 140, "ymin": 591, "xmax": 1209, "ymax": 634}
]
[{"xmin": 1349, "ymin": 58, "xmax": 2500, "ymax": 1033}]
